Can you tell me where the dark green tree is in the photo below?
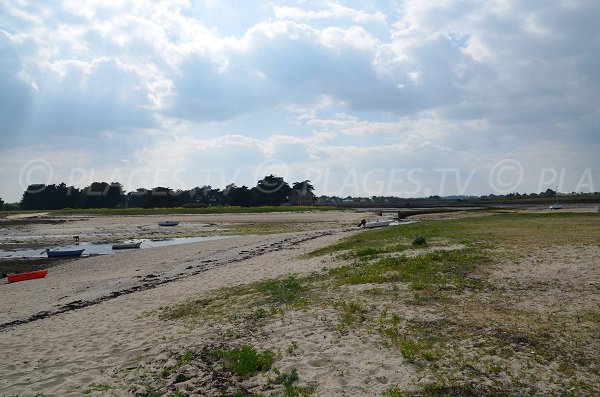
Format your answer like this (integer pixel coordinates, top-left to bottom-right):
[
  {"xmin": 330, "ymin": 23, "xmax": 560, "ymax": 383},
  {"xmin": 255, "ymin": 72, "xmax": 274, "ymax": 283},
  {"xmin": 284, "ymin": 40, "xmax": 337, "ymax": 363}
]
[
  {"xmin": 105, "ymin": 182, "xmax": 126, "ymax": 208},
  {"xmin": 144, "ymin": 187, "xmax": 177, "ymax": 208},
  {"xmin": 127, "ymin": 188, "xmax": 149, "ymax": 208},
  {"xmin": 292, "ymin": 180, "xmax": 315, "ymax": 194},
  {"xmin": 0, "ymin": 197, "xmax": 4, "ymax": 210},
  {"xmin": 255, "ymin": 174, "xmax": 291, "ymax": 206},
  {"xmin": 21, "ymin": 184, "xmax": 45, "ymax": 210},
  {"xmin": 229, "ymin": 185, "xmax": 254, "ymax": 207}
]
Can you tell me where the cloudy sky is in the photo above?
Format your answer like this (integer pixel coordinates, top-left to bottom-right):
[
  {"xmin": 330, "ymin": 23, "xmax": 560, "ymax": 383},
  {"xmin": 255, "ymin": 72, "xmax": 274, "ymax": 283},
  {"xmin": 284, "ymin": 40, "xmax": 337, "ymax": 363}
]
[{"xmin": 1, "ymin": 0, "xmax": 599, "ymax": 201}]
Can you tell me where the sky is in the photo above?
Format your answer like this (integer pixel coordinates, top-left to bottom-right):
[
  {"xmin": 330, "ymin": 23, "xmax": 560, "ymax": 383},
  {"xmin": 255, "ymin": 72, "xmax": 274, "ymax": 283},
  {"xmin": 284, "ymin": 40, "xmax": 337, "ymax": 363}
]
[{"xmin": 1, "ymin": 0, "xmax": 599, "ymax": 202}]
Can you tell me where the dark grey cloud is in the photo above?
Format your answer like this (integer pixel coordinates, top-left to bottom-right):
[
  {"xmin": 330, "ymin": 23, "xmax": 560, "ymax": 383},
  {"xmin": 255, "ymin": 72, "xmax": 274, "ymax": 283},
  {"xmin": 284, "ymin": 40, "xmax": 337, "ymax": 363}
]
[{"xmin": 0, "ymin": 34, "xmax": 33, "ymax": 137}]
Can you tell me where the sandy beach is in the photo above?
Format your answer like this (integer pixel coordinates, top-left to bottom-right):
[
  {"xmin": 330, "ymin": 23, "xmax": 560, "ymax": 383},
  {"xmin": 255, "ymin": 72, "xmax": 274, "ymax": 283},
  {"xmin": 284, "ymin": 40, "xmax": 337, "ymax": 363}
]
[
  {"xmin": 1, "ymin": 209, "xmax": 599, "ymax": 396},
  {"xmin": 0, "ymin": 211, "xmax": 366, "ymax": 395}
]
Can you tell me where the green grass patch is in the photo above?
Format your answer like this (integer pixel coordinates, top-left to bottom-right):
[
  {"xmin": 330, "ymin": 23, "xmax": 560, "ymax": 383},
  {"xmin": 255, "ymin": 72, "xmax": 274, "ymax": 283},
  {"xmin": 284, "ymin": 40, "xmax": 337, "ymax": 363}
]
[
  {"xmin": 353, "ymin": 246, "xmax": 381, "ymax": 257},
  {"xmin": 336, "ymin": 300, "xmax": 369, "ymax": 330},
  {"xmin": 379, "ymin": 326, "xmax": 435, "ymax": 363},
  {"xmin": 157, "ymin": 275, "xmax": 310, "ymax": 326},
  {"xmin": 309, "ymin": 212, "xmax": 600, "ymax": 259},
  {"xmin": 271, "ymin": 368, "xmax": 317, "ymax": 397},
  {"xmin": 381, "ymin": 385, "xmax": 405, "ymax": 397},
  {"xmin": 83, "ymin": 383, "xmax": 112, "ymax": 394},
  {"xmin": 306, "ymin": 220, "xmax": 464, "ymax": 258},
  {"xmin": 157, "ymin": 284, "xmax": 254, "ymax": 321},
  {"xmin": 329, "ymin": 249, "xmax": 488, "ymax": 291},
  {"xmin": 258, "ymin": 276, "xmax": 304, "ymax": 305},
  {"xmin": 207, "ymin": 345, "xmax": 274, "ymax": 378},
  {"xmin": 412, "ymin": 236, "xmax": 427, "ymax": 246}
]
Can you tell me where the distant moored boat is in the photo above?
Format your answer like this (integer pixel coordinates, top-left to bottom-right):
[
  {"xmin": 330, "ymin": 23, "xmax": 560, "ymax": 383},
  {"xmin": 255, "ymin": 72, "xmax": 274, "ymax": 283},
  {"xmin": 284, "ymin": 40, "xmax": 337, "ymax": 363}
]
[
  {"xmin": 158, "ymin": 220, "xmax": 179, "ymax": 226},
  {"xmin": 112, "ymin": 241, "xmax": 142, "ymax": 250},
  {"xmin": 44, "ymin": 248, "xmax": 85, "ymax": 257},
  {"xmin": 360, "ymin": 219, "xmax": 393, "ymax": 228}
]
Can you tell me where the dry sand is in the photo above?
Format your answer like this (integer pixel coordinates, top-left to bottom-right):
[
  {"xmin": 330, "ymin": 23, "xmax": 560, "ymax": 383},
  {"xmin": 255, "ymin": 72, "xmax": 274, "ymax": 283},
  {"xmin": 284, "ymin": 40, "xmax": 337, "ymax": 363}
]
[
  {"xmin": 2, "ymin": 208, "xmax": 598, "ymax": 396},
  {"xmin": 0, "ymin": 211, "xmax": 369, "ymax": 396}
]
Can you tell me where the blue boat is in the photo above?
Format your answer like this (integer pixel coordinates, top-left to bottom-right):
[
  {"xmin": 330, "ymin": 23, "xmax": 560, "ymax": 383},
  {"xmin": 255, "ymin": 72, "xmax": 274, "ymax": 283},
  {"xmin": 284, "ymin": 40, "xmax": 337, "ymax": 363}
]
[
  {"xmin": 158, "ymin": 220, "xmax": 179, "ymax": 226},
  {"xmin": 44, "ymin": 248, "xmax": 85, "ymax": 258}
]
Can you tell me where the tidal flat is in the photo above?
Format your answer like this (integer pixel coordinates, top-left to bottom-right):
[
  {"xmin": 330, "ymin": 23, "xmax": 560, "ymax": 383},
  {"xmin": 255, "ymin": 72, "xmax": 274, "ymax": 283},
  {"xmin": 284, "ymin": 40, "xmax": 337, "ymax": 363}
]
[{"xmin": 0, "ymin": 209, "xmax": 598, "ymax": 396}]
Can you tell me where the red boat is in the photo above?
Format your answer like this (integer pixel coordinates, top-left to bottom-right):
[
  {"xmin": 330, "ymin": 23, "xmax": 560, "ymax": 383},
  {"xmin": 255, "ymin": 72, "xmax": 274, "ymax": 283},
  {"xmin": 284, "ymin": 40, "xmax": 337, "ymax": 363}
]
[{"xmin": 7, "ymin": 269, "xmax": 48, "ymax": 283}]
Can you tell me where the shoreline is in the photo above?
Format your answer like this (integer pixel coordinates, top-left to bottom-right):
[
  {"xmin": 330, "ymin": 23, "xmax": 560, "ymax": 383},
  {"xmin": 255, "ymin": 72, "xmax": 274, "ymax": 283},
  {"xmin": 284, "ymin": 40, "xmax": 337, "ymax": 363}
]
[{"xmin": 1, "ymin": 209, "xmax": 598, "ymax": 396}]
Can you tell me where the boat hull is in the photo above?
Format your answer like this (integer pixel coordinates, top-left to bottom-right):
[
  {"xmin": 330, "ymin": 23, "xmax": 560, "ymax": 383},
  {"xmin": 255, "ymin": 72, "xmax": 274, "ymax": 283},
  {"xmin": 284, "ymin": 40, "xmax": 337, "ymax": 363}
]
[
  {"xmin": 112, "ymin": 242, "xmax": 142, "ymax": 250},
  {"xmin": 364, "ymin": 220, "xmax": 393, "ymax": 228},
  {"xmin": 158, "ymin": 221, "xmax": 179, "ymax": 226},
  {"xmin": 7, "ymin": 269, "xmax": 48, "ymax": 283},
  {"xmin": 46, "ymin": 249, "xmax": 85, "ymax": 257}
]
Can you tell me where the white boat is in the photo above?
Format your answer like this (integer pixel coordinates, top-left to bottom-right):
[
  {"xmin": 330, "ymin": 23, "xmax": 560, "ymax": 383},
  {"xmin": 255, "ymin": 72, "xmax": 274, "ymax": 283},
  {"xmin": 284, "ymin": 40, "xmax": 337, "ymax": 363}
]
[
  {"xmin": 363, "ymin": 219, "xmax": 393, "ymax": 229},
  {"xmin": 388, "ymin": 220, "xmax": 417, "ymax": 226},
  {"xmin": 112, "ymin": 241, "xmax": 142, "ymax": 250},
  {"xmin": 549, "ymin": 186, "xmax": 563, "ymax": 210},
  {"xmin": 158, "ymin": 220, "xmax": 179, "ymax": 226}
]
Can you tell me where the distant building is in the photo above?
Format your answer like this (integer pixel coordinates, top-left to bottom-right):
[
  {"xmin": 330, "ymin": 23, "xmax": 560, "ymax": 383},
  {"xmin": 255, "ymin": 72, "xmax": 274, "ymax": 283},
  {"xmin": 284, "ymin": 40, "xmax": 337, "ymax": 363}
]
[{"xmin": 289, "ymin": 189, "xmax": 315, "ymax": 206}]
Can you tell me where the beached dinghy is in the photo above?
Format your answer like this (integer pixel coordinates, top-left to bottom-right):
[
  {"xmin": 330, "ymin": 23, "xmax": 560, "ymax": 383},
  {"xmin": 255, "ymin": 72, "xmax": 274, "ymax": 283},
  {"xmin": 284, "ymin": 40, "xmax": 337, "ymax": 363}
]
[
  {"xmin": 158, "ymin": 220, "xmax": 179, "ymax": 226},
  {"xmin": 360, "ymin": 219, "xmax": 393, "ymax": 229},
  {"xmin": 7, "ymin": 269, "xmax": 48, "ymax": 283},
  {"xmin": 44, "ymin": 248, "xmax": 85, "ymax": 257},
  {"xmin": 112, "ymin": 241, "xmax": 142, "ymax": 250}
]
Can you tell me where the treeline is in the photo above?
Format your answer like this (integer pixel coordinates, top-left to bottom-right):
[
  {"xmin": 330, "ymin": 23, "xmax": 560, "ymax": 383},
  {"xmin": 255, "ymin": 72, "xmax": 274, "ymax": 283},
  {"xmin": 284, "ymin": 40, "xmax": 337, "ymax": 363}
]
[{"xmin": 18, "ymin": 175, "xmax": 316, "ymax": 210}]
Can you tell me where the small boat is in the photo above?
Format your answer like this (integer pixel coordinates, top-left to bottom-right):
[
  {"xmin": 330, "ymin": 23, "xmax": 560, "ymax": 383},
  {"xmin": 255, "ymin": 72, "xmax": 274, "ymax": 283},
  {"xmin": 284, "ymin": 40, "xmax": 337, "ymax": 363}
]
[
  {"xmin": 362, "ymin": 219, "xmax": 393, "ymax": 229},
  {"xmin": 549, "ymin": 186, "xmax": 563, "ymax": 210},
  {"xmin": 112, "ymin": 241, "xmax": 142, "ymax": 250},
  {"xmin": 158, "ymin": 220, "xmax": 179, "ymax": 226},
  {"xmin": 365, "ymin": 220, "xmax": 393, "ymax": 228},
  {"xmin": 44, "ymin": 248, "xmax": 85, "ymax": 257},
  {"xmin": 7, "ymin": 269, "xmax": 48, "ymax": 283}
]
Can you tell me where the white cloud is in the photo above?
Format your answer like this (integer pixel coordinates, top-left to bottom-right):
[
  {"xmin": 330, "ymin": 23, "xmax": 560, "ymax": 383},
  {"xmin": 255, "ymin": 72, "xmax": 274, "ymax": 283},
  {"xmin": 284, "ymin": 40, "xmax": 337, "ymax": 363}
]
[
  {"xmin": 273, "ymin": 3, "xmax": 387, "ymax": 24},
  {"xmin": 0, "ymin": 0, "xmax": 599, "ymax": 201}
]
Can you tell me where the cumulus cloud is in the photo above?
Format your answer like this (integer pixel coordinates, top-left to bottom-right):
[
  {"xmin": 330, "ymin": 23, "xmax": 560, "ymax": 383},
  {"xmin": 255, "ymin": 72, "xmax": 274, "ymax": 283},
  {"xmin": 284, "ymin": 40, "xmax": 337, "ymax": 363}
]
[{"xmin": 0, "ymin": 0, "xmax": 598, "ymax": 201}]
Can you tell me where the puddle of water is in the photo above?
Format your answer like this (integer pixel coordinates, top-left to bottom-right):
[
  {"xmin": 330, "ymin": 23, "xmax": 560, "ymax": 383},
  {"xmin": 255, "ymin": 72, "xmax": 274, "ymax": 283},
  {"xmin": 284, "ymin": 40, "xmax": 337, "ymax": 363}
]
[{"xmin": 0, "ymin": 235, "xmax": 235, "ymax": 258}]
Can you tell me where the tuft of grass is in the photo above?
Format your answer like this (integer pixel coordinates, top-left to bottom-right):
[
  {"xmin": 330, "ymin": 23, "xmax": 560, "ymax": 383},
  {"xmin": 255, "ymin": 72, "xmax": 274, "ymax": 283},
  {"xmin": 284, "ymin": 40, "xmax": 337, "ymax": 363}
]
[
  {"xmin": 336, "ymin": 300, "xmax": 369, "ymax": 330},
  {"xmin": 381, "ymin": 385, "xmax": 405, "ymax": 397},
  {"xmin": 412, "ymin": 236, "xmax": 427, "ymax": 246},
  {"xmin": 287, "ymin": 341, "xmax": 299, "ymax": 355},
  {"xmin": 207, "ymin": 345, "xmax": 274, "ymax": 378},
  {"xmin": 284, "ymin": 384, "xmax": 317, "ymax": 397},
  {"xmin": 258, "ymin": 276, "xmax": 303, "ymax": 305},
  {"xmin": 353, "ymin": 246, "xmax": 381, "ymax": 257},
  {"xmin": 83, "ymin": 383, "xmax": 112, "ymax": 394},
  {"xmin": 379, "ymin": 326, "xmax": 434, "ymax": 363},
  {"xmin": 273, "ymin": 368, "xmax": 299, "ymax": 387}
]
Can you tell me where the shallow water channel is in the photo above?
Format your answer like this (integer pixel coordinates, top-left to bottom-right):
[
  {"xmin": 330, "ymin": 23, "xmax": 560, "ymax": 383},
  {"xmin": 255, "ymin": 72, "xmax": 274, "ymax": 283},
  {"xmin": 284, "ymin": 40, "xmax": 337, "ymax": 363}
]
[{"xmin": 0, "ymin": 235, "xmax": 235, "ymax": 259}]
